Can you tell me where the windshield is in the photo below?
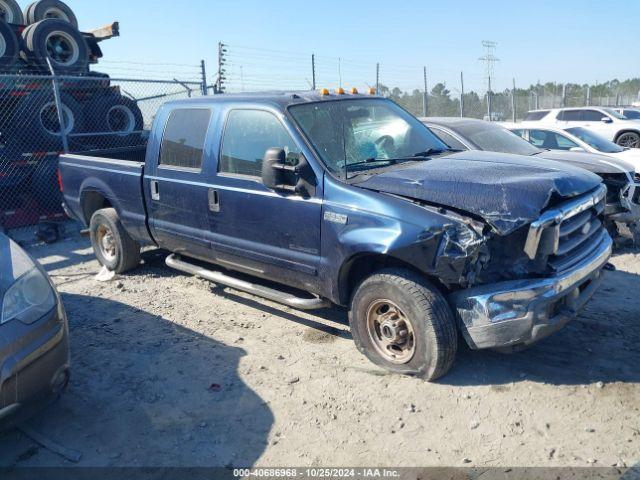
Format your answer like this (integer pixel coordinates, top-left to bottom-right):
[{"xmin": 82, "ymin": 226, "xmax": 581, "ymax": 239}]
[
  {"xmin": 288, "ymin": 99, "xmax": 449, "ymax": 176},
  {"xmin": 455, "ymin": 122, "xmax": 541, "ymax": 156},
  {"xmin": 602, "ymin": 108, "xmax": 628, "ymax": 120},
  {"xmin": 566, "ymin": 127, "xmax": 624, "ymax": 153}
]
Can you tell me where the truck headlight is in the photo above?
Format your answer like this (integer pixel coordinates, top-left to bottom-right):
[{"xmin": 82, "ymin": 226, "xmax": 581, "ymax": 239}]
[{"xmin": 1, "ymin": 240, "xmax": 56, "ymax": 325}]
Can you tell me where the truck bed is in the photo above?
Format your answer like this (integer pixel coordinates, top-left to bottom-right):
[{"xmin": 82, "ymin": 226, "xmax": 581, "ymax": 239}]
[{"xmin": 58, "ymin": 146, "xmax": 153, "ymax": 244}]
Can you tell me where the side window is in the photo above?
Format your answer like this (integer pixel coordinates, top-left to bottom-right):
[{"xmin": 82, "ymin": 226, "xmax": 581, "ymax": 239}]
[
  {"xmin": 582, "ymin": 110, "xmax": 605, "ymax": 121},
  {"xmin": 430, "ymin": 128, "xmax": 467, "ymax": 150},
  {"xmin": 220, "ymin": 110, "xmax": 300, "ymax": 177},
  {"xmin": 558, "ymin": 110, "xmax": 582, "ymax": 121},
  {"xmin": 511, "ymin": 129, "xmax": 526, "ymax": 139},
  {"xmin": 529, "ymin": 130, "xmax": 547, "ymax": 147},
  {"xmin": 529, "ymin": 130, "xmax": 578, "ymax": 150},
  {"xmin": 554, "ymin": 133, "xmax": 580, "ymax": 150},
  {"xmin": 159, "ymin": 108, "xmax": 212, "ymax": 170}
]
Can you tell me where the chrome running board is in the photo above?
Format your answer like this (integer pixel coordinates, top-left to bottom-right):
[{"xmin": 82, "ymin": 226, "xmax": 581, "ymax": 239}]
[{"xmin": 165, "ymin": 254, "xmax": 330, "ymax": 311}]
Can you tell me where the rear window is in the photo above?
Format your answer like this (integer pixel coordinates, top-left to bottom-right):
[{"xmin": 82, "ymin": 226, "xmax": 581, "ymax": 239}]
[
  {"xmin": 524, "ymin": 111, "xmax": 549, "ymax": 121},
  {"xmin": 159, "ymin": 108, "xmax": 212, "ymax": 170}
]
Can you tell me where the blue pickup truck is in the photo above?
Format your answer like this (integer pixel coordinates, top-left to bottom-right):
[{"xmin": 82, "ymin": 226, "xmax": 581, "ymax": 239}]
[{"xmin": 58, "ymin": 91, "xmax": 612, "ymax": 380}]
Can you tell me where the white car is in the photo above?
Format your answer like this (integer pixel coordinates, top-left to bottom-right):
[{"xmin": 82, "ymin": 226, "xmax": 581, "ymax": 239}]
[
  {"xmin": 611, "ymin": 107, "xmax": 640, "ymax": 121},
  {"xmin": 522, "ymin": 107, "xmax": 640, "ymax": 148},
  {"xmin": 503, "ymin": 122, "xmax": 640, "ymax": 171}
]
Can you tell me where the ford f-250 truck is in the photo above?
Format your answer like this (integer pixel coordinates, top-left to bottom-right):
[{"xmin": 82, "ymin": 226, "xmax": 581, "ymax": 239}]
[{"xmin": 58, "ymin": 91, "xmax": 613, "ymax": 380}]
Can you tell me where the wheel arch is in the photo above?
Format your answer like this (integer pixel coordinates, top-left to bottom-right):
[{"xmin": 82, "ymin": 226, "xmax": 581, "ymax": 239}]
[
  {"xmin": 80, "ymin": 189, "xmax": 113, "ymax": 226},
  {"xmin": 614, "ymin": 129, "xmax": 640, "ymax": 142},
  {"xmin": 337, "ymin": 252, "xmax": 449, "ymax": 306}
]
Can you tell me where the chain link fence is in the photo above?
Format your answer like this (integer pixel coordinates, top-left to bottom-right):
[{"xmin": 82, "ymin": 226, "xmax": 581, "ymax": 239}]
[{"xmin": 0, "ymin": 73, "xmax": 205, "ymax": 231}]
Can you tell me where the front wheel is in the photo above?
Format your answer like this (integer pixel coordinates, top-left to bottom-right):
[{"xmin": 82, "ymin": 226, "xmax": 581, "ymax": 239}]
[
  {"xmin": 89, "ymin": 208, "xmax": 140, "ymax": 274},
  {"xmin": 616, "ymin": 131, "xmax": 640, "ymax": 149},
  {"xmin": 349, "ymin": 268, "xmax": 458, "ymax": 381}
]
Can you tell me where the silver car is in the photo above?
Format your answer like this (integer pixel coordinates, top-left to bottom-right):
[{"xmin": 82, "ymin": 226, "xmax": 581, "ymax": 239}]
[{"xmin": 0, "ymin": 233, "xmax": 70, "ymax": 428}]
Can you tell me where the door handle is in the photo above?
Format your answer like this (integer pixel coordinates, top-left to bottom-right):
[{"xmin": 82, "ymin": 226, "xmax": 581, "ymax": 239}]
[
  {"xmin": 150, "ymin": 180, "xmax": 160, "ymax": 201},
  {"xmin": 208, "ymin": 188, "xmax": 220, "ymax": 212}
]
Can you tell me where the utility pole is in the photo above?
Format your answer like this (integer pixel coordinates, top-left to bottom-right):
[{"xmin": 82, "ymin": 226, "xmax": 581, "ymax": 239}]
[
  {"xmin": 311, "ymin": 54, "xmax": 316, "ymax": 90},
  {"xmin": 512, "ymin": 78, "xmax": 517, "ymax": 122},
  {"xmin": 200, "ymin": 60, "xmax": 208, "ymax": 95},
  {"xmin": 376, "ymin": 63, "xmax": 380, "ymax": 94},
  {"xmin": 586, "ymin": 85, "xmax": 591, "ymax": 106},
  {"xmin": 216, "ymin": 42, "xmax": 227, "ymax": 94},
  {"xmin": 561, "ymin": 83, "xmax": 566, "ymax": 108},
  {"xmin": 422, "ymin": 67, "xmax": 428, "ymax": 117},
  {"xmin": 479, "ymin": 40, "xmax": 499, "ymax": 121},
  {"xmin": 460, "ymin": 71, "xmax": 465, "ymax": 117}
]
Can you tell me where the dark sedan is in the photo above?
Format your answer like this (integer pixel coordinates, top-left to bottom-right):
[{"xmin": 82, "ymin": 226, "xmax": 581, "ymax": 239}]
[{"xmin": 0, "ymin": 233, "xmax": 70, "ymax": 428}]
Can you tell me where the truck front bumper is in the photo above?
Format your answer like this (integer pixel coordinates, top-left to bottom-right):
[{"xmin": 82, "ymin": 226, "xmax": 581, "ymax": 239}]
[{"xmin": 450, "ymin": 233, "xmax": 612, "ymax": 350}]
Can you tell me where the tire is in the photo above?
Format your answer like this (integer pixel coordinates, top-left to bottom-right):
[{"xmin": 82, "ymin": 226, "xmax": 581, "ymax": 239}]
[
  {"xmin": 616, "ymin": 131, "xmax": 640, "ymax": 149},
  {"xmin": 0, "ymin": 0, "xmax": 24, "ymax": 25},
  {"xmin": 349, "ymin": 268, "xmax": 457, "ymax": 381},
  {"xmin": 10, "ymin": 91, "xmax": 85, "ymax": 151},
  {"xmin": 0, "ymin": 19, "xmax": 19, "ymax": 69},
  {"xmin": 24, "ymin": 0, "xmax": 78, "ymax": 29},
  {"xmin": 85, "ymin": 93, "xmax": 144, "ymax": 147},
  {"xmin": 89, "ymin": 208, "xmax": 141, "ymax": 274},
  {"xmin": 21, "ymin": 19, "xmax": 88, "ymax": 74}
]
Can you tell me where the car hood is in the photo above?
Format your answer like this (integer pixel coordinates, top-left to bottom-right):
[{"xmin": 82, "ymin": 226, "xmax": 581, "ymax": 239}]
[
  {"xmin": 534, "ymin": 150, "xmax": 634, "ymax": 175},
  {"xmin": 352, "ymin": 150, "xmax": 602, "ymax": 235},
  {"xmin": 613, "ymin": 148, "xmax": 640, "ymax": 166}
]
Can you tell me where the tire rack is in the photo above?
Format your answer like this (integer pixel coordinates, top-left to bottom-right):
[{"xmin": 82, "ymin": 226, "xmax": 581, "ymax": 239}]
[{"xmin": 0, "ymin": 22, "xmax": 122, "ymax": 230}]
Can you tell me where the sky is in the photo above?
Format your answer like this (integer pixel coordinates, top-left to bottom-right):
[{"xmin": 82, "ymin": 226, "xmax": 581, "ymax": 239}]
[{"xmin": 66, "ymin": 0, "xmax": 639, "ymax": 94}]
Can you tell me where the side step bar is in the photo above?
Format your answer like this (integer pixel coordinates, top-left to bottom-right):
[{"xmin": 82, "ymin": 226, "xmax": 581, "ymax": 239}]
[{"xmin": 165, "ymin": 254, "xmax": 330, "ymax": 311}]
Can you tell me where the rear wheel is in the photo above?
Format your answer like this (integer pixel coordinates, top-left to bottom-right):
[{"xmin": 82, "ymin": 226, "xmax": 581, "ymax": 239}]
[
  {"xmin": 616, "ymin": 131, "xmax": 640, "ymax": 149},
  {"xmin": 349, "ymin": 268, "xmax": 457, "ymax": 381},
  {"xmin": 89, "ymin": 208, "xmax": 140, "ymax": 274}
]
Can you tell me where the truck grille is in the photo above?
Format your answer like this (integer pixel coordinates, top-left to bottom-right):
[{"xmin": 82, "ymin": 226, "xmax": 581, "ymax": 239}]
[{"xmin": 524, "ymin": 185, "xmax": 608, "ymax": 273}]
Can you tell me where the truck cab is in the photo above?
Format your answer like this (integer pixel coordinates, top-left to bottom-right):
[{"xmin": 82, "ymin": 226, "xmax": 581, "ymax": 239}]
[{"xmin": 59, "ymin": 91, "xmax": 612, "ymax": 380}]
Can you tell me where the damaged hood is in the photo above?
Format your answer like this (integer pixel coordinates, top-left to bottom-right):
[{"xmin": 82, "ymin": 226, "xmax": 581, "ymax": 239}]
[
  {"xmin": 534, "ymin": 150, "xmax": 634, "ymax": 175},
  {"xmin": 352, "ymin": 150, "xmax": 602, "ymax": 235}
]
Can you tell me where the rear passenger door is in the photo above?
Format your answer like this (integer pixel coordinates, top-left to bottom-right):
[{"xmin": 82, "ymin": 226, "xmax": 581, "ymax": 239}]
[
  {"xmin": 146, "ymin": 107, "xmax": 214, "ymax": 257},
  {"xmin": 208, "ymin": 108, "xmax": 322, "ymax": 290}
]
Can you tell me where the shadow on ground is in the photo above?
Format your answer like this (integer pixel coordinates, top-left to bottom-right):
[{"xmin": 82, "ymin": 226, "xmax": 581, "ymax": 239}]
[{"xmin": 0, "ymin": 293, "xmax": 273, "ymax": 468}]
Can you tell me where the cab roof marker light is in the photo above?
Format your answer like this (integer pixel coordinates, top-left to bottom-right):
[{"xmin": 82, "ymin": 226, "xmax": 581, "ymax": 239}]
[
  {"xmin": 319, "ymin": 88, "xmax": 330, "ymax": 96},
  {"xmin": 368, "ymin": 87, "xmax": 377, "ymax": 95},
  {"xmin": 336, "ymin": 87, "xmax": 345, "ymax": 95},
  {"xmin": 350, "ymin": 87, "xmax": 359, "ymax": 94}
]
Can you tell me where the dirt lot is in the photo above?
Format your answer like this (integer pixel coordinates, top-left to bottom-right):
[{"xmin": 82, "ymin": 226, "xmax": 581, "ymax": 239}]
[{"xmin": 0, "ymin": 227, "xmax": 638, "ymax": 469}]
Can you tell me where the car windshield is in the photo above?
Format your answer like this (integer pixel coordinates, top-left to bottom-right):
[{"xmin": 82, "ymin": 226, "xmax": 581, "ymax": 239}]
[
  {"xmin": 454, "ymin": 122, "xmax": 541, "ymax": 156},
  {"xmin": 602, "ymin": 108, "xmax": 628, "ymax": 120},
  {"xmin": 288, "ymin": 98, "xmax": 450, "ymax": 177},
  {"xmin": 565, "ymin": 127, "xmax": 624, "ymax": 153}
]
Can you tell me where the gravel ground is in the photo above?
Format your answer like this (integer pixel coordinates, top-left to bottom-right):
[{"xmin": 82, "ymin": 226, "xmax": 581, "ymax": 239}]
[{"xmin": 0, "ymin": 228, "xmax": 638, "ymax": 469}]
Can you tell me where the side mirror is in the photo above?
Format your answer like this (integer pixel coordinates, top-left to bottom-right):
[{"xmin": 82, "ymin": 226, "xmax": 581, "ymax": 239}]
[
  {"xmin": 261, "ymin": 148, "xmax": 316, "ymax": 197},
  {"xmin": 569, "ymin": 146, "xmax": 586, "ymax": 152},
  {"xmin": 601, "ymin": 117, "xmax": 613, "ymax": 124}
]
